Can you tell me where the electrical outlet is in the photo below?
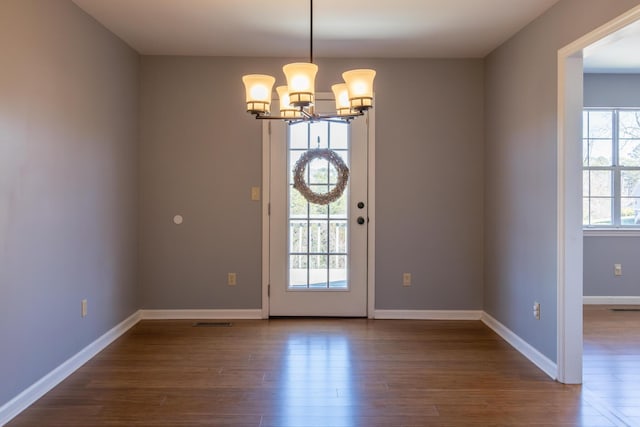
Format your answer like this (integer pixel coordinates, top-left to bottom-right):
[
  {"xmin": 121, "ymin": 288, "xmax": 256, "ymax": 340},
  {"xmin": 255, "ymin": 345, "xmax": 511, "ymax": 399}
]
[
  {"xmin": 614, "ymin": 264, "xmax": 622, "ymax": 276},
  {"xmin": 228, "ymin": 273, "xmax": 237, "ymax": 286},
  {"xmin": 533, "ymin": 302, "xmax": 540, "ymax": 320},
  {"xmin": 402, "ymin": 273, "xmax": 412, "ymax": 287},
  {"xmin": 81, "ymin": 299, "xmax": 88, "ymax": 318}
]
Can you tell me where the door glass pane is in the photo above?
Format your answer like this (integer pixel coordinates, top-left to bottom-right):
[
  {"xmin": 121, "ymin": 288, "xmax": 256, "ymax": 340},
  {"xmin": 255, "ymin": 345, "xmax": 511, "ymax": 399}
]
[
  {"xmin": 329, "ymin": 151, "xmax": 349, "ymax": 182},
  {"xmin": 309, "ymin": 220, "xmax": 328, "ymax": 253},
  {"xmin": 290, "ymin": 151, "xmax": 304, "ymax": 181},
  {"xmin": 329, "ymin": 221, "xmax": 348, "ymax": 253},
  {"xmin": 287, "ymin": 121, "xmax": 351, "ymax": 290},
  {"xmin": 309, "ymin": 255, "xmax": 328, "ymax": 289},
  {"xmin": 289, "ymin": 255, "xmax": 308, "ymax": 288},
  {"xmin": 310, "ymin": 122, "xmax": 329, "ymax": 149},
  {"xmin": 329, "ymin": 122, "xmax": 349, "ymax": 149},
  {"xmin": 330, "ymin": 189, "xmax": 348, "ymax": 218},
  {"xmin": 289, "ymin": 220, "xmax": 308, "ymax": 253},
  {"xmin": 308, "ymin": 158, "xmax": 330, "ymax": 185},
  {"xmin": 290, "ymin": 125, "xmax": 308, "ymax": 149},
  {"xmin": 309, "ymin": 188, "xmax": 329, "ymax": 217},
  {"xmin": 289, "ymin": 189, "xmax": 307, "ymax": 218},
  {"xmin": 329, "ymin": 255, "xmax": 348, "ymax": 289}
]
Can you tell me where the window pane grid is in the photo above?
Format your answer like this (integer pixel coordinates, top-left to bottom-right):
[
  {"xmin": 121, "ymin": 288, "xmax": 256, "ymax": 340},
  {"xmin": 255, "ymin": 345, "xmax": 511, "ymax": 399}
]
[
  {"xmin": 583, "ymin": 108, "xmax": 640, "ymax": 227},
  {"xmin": 287, "ymin": 121, "xmax": 350, "ymax": 290}
]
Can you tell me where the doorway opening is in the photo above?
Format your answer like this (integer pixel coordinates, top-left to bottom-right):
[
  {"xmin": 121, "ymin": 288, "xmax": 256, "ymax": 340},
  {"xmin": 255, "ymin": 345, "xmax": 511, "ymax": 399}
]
[{"xmin": 557, "ymin": 5, "xmax": 640, "ymax": 384}]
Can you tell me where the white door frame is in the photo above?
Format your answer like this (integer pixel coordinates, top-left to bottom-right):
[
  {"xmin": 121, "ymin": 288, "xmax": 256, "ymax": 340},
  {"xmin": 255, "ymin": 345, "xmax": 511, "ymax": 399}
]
[
  {"xmin": 557, "ymin": 5, "xmax": 640, "ymax": 384},
  {"xmin": 261, "ymin": 96, "xmax": 376, "ymax": 318}
]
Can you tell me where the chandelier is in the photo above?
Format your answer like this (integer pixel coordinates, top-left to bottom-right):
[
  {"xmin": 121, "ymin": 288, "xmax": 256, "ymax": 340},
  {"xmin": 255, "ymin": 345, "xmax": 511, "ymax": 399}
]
[{"xmin": 241, "ymin": 0, "xmax": 375, "ymax": 122}]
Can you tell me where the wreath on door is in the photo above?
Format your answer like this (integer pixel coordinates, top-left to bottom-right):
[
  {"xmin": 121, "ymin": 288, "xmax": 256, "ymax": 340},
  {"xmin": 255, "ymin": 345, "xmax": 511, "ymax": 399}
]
[{"xmin": 293, "ymin": 148, "xmax": 349, "ymax": 205}]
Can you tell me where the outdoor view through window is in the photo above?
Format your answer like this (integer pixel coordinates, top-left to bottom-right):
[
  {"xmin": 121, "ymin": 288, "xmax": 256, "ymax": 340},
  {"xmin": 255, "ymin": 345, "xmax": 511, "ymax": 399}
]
[
  {"xmin": 583, "ymin": 109, "xmax": 640, "ymax": 227},
  {"xmin": 288, "ymin": 121, "xmax": 350, "ymax": 289}
]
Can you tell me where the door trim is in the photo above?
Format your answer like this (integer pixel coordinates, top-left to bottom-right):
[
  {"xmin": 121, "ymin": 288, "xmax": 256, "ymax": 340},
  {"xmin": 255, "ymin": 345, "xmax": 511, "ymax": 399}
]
[
  {"xmin": 261, "ymin": 94, "xmax": 375, "ymax": 318},
  {"xmin": 556, "ymin": 4, "xmax": 640, "ymax": 383},
  {"xmin": 367, "ymin": 102, "xmax": 376, "ymax": 319},
  {"xmin": 261, "ymin": 121, "xmax": 271, "ymax": 318}
]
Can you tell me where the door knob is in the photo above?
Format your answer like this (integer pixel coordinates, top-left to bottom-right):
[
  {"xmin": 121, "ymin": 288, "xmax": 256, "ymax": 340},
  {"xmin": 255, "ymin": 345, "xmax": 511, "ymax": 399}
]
[
  {"xmin": 357, "ymin": 216, "xmax": 366, "ymax": 225},
  {"xmin": 357, "ymin": 202, "xmax": 365, "ymax": 209}
]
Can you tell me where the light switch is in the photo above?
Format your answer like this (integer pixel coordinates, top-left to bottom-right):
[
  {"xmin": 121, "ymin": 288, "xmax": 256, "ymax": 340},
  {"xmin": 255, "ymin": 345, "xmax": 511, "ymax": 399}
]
[
  {"xmin": 251, "ymin": 187, "xmax": 261, "ymax": 201},
  {"xmin": 228, "ymin": 273, "xmax": 237, "ymax": 286},
  {"xmin": 402, "ymin": 273, "xmax": 412, "ymax": 287}
]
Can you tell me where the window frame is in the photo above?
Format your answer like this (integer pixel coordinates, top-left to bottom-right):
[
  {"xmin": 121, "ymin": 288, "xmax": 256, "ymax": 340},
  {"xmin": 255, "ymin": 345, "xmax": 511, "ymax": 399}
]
[{"xmin": 583, "ymin": 108, "xmax": 640, "ymax": 229}]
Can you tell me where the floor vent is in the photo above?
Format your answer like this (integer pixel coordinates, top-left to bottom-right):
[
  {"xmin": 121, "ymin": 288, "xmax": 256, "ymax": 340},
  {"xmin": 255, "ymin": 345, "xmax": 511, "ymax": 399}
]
[
  {"xmin": 610, "ymin": 308, "xmax": 640, "ymax": 312},
  {"xmin": 193, "ymin": 322, "xmax": 233, "ymax": 327}
]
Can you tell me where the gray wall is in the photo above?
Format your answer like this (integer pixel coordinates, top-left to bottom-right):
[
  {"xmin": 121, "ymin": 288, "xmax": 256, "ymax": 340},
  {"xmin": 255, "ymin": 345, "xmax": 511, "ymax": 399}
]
[
  {"xmin": 484, "ymin": 0, "xmax": 640, "ymax": 362},
  {"xmin": 583, "ymin": 73, "xmax": 640, "ymax": 296},
  {"xmin": 584, "ymin": 73, "xmax": 640, "ymax": 108},
  {"xmin": 0, "ymin": 0, "xmax": 139, "ymax": 407},
  {"xmin": 584, "ymin": 235, "xmax": 640, "ymax": 296},
  {"xmin": 139, "ymin": 57, "xmax": 484, "ymax": 310}
]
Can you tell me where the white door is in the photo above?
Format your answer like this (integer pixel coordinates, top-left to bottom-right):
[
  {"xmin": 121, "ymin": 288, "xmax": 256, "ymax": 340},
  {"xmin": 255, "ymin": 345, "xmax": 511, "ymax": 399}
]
[{"xmin": 267, "ymin": 99, "xmax": 369, "ymax": 316}]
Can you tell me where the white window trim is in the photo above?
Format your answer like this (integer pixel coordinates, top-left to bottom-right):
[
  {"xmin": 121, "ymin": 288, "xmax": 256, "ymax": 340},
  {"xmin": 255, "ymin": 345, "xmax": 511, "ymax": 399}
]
[
  {"xmin": 583, "ymin": 107, "xmax": 640, "ymax": 229},
  {"xmin": 583, "ymin": 229, "xmax": 640, "ymax": 237}
]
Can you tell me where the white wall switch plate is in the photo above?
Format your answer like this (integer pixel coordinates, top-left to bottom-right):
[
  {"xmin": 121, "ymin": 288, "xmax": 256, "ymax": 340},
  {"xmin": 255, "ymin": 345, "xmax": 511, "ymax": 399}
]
[
  {"xmin": 228, "ymin": 273, "xmax": 237, "ymax": 286},
  {"xmin": 251, "ymin": 187, "xmax": 260, "ymax": 201},
  {"xmin": 402, "ymin": 273, "xmax": 412, "ymax": 287}
]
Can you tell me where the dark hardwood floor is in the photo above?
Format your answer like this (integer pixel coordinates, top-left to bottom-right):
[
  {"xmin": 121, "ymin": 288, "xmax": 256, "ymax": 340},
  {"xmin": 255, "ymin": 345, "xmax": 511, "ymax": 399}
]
[
  {"xmin": 583, "ymin": 305, "xmax": 640, "ymax": 427},
  {"xmin": 6, "ymin": 309, "xmax": 639, "ymax": 426}
]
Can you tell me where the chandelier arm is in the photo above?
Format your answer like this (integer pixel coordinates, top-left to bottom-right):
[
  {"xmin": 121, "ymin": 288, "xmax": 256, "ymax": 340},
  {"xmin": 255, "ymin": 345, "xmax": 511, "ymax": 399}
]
[
  {"xmin": 312, "ymin": 111, "xmax": 364, "ymax": 120},
  {"xmin": 251, "ymin": 110, "xmax": 364, "ymax": 123}
]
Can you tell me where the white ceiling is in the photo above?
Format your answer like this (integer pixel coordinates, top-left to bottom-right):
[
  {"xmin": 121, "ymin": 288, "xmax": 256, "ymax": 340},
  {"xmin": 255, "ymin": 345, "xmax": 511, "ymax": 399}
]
[
  {"xmin": 72, "ymin": 0, "xmax": 564, "ymax": 58},
  {"xmin": 583, "ymin": 19, "xmax": 640, "ymax": 73},
  {"xmin": 71, "ymin": 0, "xmax": 640, "ymax": 72}
]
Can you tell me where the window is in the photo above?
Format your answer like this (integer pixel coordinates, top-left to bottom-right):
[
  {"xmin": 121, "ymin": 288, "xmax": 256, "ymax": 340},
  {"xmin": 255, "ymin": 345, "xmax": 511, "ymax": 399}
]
[
  {"xmin": 288, "ymin": 121, "xmax": 350, "ymax": 289},
  {"xmin": 583, "ymin": 109, "xmax": 640, "ymax": 227}
]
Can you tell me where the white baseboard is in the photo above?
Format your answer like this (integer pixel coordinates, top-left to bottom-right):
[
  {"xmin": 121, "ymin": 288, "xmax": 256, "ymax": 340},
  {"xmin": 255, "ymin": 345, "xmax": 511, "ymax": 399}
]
[
  {"xmin": 481, "ymin": 312, "xmax": 557, "ymax": 380},
  {"xmin": 0, "ymin": 308, "xmax": 263, "ymax": 425},
  {"xmin": 140, "ymin": 309, "xmax": 263, "ymax": 320},
  {"xmin": 0, "ymin": 310, "xmax": 141, "ymax": 426},
  {"xmin": 374, "ymin": 309, "xmax": 482, "ymax": 320},
  {"xmin": 583, "ymin": 296, "xmax": 640, "ymax": 305},
  {"xmin": 1, "ymin": 307, "xmax": 559, "ymax": 426}
]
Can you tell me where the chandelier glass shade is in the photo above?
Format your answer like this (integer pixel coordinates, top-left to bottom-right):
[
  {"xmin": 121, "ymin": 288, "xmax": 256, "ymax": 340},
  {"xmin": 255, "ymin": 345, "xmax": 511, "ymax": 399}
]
[
  {"xmin": 242, "ymin": 74, "xmax": 276, "ymax": 114},
  {"xmin": 241, "ymin": 0, "xmax": 375, "ymax": 122}
]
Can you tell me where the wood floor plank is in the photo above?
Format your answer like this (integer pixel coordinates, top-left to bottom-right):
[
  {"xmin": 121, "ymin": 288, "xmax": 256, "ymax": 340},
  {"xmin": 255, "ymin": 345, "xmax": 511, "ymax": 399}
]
[
  {"xmin": 5, "ymin": 314, "xmax": 637, "ymax": 426},
  {"xmin": 583, "ymin": 305, "xmax": 640, "ymax": 427}
]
